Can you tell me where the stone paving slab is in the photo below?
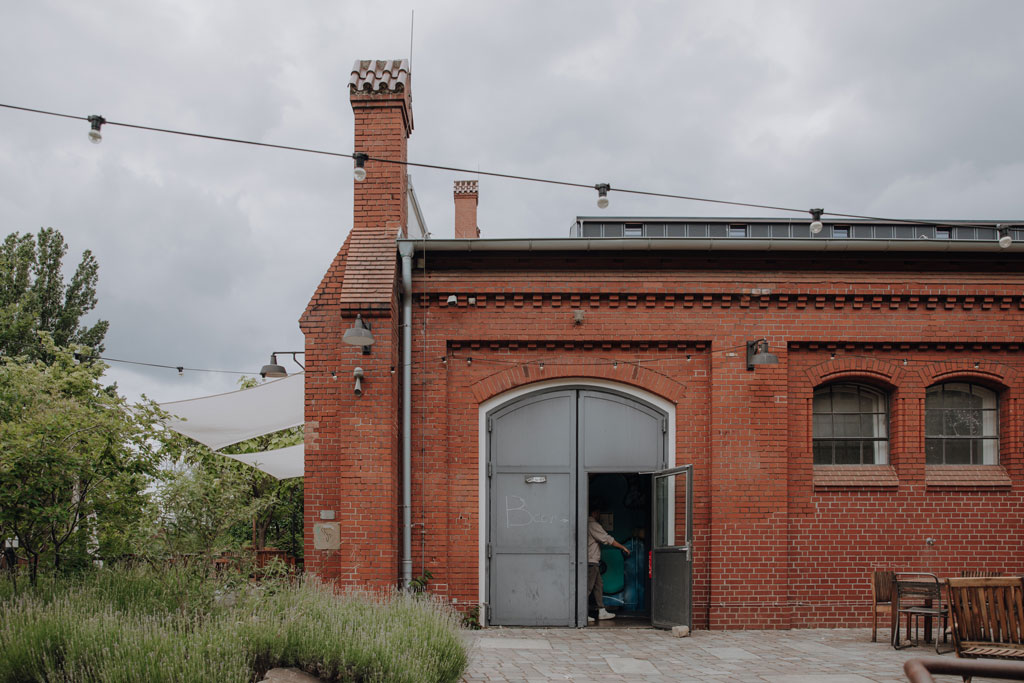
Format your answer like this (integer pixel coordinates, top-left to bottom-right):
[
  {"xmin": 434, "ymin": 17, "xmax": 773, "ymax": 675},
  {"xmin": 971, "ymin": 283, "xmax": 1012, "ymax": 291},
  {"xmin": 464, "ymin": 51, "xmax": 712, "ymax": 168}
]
[{"xmin": 461, "ymin": 627, "xmax": 1002, "ymax": 682}]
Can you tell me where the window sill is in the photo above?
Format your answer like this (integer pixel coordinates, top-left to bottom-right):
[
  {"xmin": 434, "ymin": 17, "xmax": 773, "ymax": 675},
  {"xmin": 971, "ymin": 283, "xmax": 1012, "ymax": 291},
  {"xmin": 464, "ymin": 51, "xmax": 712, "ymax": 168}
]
[
  {"xmin": 813, "ymin": 465, "xmax": 899, "ymax": 490},
  {"xmin": 925, "ymin": 465, "xmax": 1011, "ymax": 489}
]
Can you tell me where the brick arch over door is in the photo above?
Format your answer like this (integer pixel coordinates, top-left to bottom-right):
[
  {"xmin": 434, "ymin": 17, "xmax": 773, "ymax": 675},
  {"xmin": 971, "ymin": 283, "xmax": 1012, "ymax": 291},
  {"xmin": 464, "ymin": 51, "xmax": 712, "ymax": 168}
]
[{"xmin": 469, "ymin": 361, "xmax": 686, "ymax": 405}]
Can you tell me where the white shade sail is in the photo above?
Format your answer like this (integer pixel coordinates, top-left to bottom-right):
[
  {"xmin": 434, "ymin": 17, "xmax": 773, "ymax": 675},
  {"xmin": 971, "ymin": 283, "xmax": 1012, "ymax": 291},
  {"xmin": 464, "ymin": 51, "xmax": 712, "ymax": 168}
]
[
  {"xmin": 160, "ymin": 373, "xmax": 304, "ymax": 479},
  {"xmin": 161, "ymin": 373, "xmax": 304, "ymax": 450},
  {"xmin": 221, "ymin": 443, "xmax": 304, "ymax": 480}
]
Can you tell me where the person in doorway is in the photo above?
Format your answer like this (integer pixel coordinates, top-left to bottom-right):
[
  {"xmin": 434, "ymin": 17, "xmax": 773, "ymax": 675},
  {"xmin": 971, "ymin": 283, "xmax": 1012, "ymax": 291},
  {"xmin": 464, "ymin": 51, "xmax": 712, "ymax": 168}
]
[{"xmin": 587, "ymin": 500, "xmax": 630, "ymax": 623}]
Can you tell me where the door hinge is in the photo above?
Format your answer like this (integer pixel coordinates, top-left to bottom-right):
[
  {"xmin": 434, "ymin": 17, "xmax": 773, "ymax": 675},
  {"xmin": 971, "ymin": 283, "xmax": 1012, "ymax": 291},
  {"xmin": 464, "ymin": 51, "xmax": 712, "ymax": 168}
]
[
  {"xmin": 487, "ymin": 543, "xmax": 492, "ymax": 559},
  {"xmin": 487, "ymin": 457, "xmax": 493, "ymax": 478},
  {"xmin": 661, "ymin": 418, "xmax": 667, "ymax": 433},
  {"xmin": 487, "ymin": 417, "xmax": 494, "ymax": 432}
]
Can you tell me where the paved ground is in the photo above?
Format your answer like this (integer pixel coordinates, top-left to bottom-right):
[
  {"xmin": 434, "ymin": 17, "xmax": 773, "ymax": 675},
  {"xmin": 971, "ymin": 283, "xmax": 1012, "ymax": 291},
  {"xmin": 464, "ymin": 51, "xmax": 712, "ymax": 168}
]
[{"xmin": 462, "ymin": 626, "xmax": 993, "ymax": 683}]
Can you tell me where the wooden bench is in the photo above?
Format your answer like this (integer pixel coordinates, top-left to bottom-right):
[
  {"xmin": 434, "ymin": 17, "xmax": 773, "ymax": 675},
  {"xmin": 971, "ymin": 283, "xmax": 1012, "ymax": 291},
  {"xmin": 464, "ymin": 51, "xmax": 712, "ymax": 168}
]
[{"xmin": 946, "ymin": 576, "xmax": 1024, "ymax": 680}]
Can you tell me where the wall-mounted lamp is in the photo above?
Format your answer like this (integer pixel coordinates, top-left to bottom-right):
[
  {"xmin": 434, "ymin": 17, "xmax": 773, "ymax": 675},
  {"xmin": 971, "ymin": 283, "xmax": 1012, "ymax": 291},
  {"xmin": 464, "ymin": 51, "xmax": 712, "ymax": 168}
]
[
  {"xmin": 353, "ymin": 152, "xmax": 368, "ymax": 182},
  {"xmin": 353, "ymin": 366, "xmax": 364, "ymax": 396},
  {"xmin": 260, "ymin": 351, "xmax": 305, "ymax": 378},
  {"xmin": 342, "ymin": 314, "xmax": 374, "ymax": 355},
  {"xmin": 746, "ymin": 339, "xmax": 779, "ymax": 371},
  {"xmin": 997, "ymin": 225, "xmax": 1013, "ymax": 249},
  {"xmin": 595, "ymin": 183, "xmax": 611, "ymax": 209},
  {"xmin": 87, "ymin": 115, "xmax": 106, "ymax": 144},
  {"xmin": 446, "ymin": 294, "xmax": 458, "ymax": 305},
  {"xmin": 809, "ymin": 208, "xmax": 824, "ymax": 235}
]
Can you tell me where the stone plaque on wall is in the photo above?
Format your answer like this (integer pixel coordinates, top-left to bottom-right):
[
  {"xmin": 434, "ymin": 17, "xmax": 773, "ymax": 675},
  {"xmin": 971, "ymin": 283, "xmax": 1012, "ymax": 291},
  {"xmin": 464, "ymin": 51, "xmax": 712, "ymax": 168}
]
[{"xmin": 313, "ymin": 522, "xmax": 340, "ymax": 550}]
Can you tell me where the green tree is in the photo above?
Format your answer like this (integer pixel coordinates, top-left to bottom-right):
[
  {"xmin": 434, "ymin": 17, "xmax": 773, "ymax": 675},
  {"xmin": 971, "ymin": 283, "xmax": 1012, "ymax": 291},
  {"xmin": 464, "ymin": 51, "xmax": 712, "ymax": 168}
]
[
  {"xmin": 150, "ymin": 440, "xmax": 259, "ymax": 556},
  {"xmin": 0, "ymin": 228, "xmax": 108, "ymax": 361},
  {"xmin": 0, "ymin": 338, "xmax": 164, "ymax": 584},
  {"xmin": 220, "ymin": 427, "xmax": 304, "ymax": 553},
  {"xmin": 153, "ymin": 377, "xmax": 304, "ymax": 558}
]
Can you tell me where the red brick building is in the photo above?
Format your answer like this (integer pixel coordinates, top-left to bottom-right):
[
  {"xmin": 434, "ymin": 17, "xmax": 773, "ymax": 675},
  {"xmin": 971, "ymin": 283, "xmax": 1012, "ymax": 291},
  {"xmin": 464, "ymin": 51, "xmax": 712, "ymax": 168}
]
[{"xmin": 301, "ymin": 59, "xmax": 1024, "ymax": 629}]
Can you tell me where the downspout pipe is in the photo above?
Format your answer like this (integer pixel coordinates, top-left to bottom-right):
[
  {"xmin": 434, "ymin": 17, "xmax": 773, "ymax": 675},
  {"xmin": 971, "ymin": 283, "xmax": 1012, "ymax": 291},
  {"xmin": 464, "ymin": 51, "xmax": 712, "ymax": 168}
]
[{"xmin": 399, "ymin": 241, "xmax": 414, "ymax": 588}]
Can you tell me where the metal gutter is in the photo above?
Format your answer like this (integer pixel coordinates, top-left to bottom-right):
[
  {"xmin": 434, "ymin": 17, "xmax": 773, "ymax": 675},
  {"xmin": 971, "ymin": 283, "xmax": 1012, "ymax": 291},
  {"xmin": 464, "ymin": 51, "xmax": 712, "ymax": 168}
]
[{"xmin": 398, "ymin": 237, "xmax": 1021, "ymax": 254}]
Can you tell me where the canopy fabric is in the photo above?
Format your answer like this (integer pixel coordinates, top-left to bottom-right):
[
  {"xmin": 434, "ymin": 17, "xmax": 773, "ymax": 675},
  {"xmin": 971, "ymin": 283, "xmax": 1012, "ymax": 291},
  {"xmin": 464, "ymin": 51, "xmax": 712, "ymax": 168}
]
[
  {"xmin": 161, "ymin": 373, "xmax": 304, "ymax": 451},
  {"xmin": 219, "ymin": 444, "xmax": 303, "ymax": 480}
]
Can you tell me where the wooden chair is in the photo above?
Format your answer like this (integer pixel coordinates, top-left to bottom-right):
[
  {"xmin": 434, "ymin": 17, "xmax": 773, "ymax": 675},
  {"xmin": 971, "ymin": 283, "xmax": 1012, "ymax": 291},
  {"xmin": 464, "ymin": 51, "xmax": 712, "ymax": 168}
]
[
  {"xmin": 871, "ymin": 570, "xmax": 896, "ymax": 643},
  {"xmin": 946, "ymin": 576, "xmax": 1024, "ymax": 681},
  {"xmin": 894, "ymin": 573, "xmax": 951, "ymax": 653}
]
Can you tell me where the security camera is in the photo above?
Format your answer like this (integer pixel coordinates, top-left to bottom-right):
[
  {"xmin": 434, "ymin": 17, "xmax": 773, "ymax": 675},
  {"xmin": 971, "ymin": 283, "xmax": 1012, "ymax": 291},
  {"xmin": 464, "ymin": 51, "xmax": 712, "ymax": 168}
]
[{"xmin": 353, "ymin": 366, "xmax": 364, "ymax": 396}]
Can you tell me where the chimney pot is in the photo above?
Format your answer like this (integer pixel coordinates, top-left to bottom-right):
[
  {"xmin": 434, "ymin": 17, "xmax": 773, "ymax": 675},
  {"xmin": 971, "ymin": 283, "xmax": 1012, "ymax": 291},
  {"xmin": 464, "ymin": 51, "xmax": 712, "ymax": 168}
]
[{"xmin": 454, "ymin": 180, "xmax": 480, "ymax": 239}]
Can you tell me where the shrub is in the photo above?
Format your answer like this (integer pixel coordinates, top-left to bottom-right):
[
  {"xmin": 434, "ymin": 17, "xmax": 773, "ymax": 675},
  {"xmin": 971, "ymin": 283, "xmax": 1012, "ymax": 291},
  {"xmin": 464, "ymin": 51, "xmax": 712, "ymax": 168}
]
[{"xmin": 0, "ymin": 565, "xmax": 467, "ymax": 683}]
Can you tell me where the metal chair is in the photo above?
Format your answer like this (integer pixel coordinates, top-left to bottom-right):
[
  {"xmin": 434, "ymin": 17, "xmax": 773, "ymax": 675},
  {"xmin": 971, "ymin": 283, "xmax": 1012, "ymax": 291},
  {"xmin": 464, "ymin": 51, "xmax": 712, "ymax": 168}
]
[{"xmin": 893, "ymin": 573, "xmax": 951, "ymax": 654}]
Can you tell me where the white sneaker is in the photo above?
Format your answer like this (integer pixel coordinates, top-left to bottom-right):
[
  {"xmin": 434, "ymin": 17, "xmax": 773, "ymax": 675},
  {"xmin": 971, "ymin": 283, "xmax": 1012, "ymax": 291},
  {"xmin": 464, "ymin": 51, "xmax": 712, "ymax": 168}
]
[
  {"xmin": 587, "ymin": 616, "xmax": 595, "ymax": 624},
  {"xmin": 598, "ymin": 608, "xmax": 616, "ymax": 620}
]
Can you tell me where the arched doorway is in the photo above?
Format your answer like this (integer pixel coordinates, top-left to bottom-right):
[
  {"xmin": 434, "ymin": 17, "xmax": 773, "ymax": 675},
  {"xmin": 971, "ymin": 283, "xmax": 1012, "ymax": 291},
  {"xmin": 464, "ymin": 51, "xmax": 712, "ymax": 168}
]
[{"xmin": 484, "ymin": 385, "xmax": 691, "ymax": 628}]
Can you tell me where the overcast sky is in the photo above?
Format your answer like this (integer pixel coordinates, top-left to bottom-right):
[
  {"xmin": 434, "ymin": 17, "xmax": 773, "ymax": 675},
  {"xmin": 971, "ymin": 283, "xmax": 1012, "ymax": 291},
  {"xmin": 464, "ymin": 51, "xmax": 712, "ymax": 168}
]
[{"xmin": 2, "ymin": 1, "xmax": 1022, "ymax": 404}]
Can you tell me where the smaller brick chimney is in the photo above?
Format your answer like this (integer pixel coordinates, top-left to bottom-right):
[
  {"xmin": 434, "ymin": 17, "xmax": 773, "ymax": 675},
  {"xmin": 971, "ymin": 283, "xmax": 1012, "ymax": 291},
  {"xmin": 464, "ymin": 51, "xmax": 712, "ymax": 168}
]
[{"xmin": 453, "ymin": 180, "xmax": 480, "ymax": 239}]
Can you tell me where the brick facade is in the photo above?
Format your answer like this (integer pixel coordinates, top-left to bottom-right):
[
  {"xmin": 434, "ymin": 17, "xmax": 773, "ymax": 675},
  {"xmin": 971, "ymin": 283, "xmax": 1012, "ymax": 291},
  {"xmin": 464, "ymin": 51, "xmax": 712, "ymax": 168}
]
[{"xmin": 301, "ymin": 60, "xmax": 1024, "ymax": 627}]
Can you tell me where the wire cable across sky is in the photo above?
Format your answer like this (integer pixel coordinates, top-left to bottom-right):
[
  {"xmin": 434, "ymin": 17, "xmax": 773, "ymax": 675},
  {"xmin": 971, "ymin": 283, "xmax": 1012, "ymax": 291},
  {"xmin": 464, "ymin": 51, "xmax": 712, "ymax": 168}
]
[{"xmin": 0, "ymin": 102, "xmax": 1011, "ymax": 231}]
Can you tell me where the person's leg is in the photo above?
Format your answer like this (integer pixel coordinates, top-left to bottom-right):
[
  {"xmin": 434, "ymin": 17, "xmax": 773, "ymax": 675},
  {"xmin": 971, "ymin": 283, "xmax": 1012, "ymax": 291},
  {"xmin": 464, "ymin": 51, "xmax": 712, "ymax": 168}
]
[
  {"xmin": 587, "ymin": 564, "xmax": 599, "ymax": 605},
  {"xmin": 586, "ymin": 564, "xmax": 599, "ymax": 622},
  {"xmin": 595, "ymin": 568, "xmax": 616, "ymax": 619}
]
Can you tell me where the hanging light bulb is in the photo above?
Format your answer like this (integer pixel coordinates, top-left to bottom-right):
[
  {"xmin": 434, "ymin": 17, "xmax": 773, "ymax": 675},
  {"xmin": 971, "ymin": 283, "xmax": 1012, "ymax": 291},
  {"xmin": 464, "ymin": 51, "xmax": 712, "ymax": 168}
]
[
  {"xmin": 997, "ymin": 225, "xmax": 1013, "ymax": 249},
  {"xmin": 595, "ymin": 183, "xmax": 610, "ymax": 209},
  {"xmin": 809, "ymin": 208, "xmax": 824, "ymax": 235},
  {"xmin": 87, "ymin": 115, "xmax": 106, "ymax": 144},
  {"xmin": 353, "ymin": 152, "xmax": 368, "ymax": 182}
]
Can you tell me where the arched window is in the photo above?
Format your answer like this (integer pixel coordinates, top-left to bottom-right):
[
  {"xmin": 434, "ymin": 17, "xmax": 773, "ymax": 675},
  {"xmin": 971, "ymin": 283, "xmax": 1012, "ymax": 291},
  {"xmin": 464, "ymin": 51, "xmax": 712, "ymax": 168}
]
[
  {"xmin": 925, "ymin": 382, "xmax": 998, "ymax": 465},
  {"xmin": 812, "ymin": 383, "xmax": 890, "ymax": 465}
]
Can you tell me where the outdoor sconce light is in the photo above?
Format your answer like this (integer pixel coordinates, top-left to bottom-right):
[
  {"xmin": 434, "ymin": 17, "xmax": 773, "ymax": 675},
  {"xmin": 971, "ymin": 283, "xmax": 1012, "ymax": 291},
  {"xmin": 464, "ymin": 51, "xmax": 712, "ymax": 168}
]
[
  {"xmin": 353, "ymin": 152, "xmax": 368, "ymax": 182},
  {"xmin": 595, "ymin": 183, "xmax": 610, "ymax": 209},
  {"xmin": 353, "ymin": 366, "xmax": 364, "ymax": 396},
  {"xmin": 260, "ymin": 351, "xmax": 305, "ymax": 378},
  {"xmin": 87, "ymin": 115, "xmax": 106, "ymax": 144},
  {"xmin": 446, "ymin": 294, "xmax": 458, "ymax": 305},
  {"xmin": 342, "ymin": 314, "xmax": 374, "ymax": 355},
  {"xmin": 746, "ymin": 338, "xmax": 779, "ymax": 371},
  {"xmin": 997, "ymin": 225, "xmax": 1013, "ymax": 249},
  {"xmin": 809, "ymin": 208, "xmax": 824, "ymax": 235}
]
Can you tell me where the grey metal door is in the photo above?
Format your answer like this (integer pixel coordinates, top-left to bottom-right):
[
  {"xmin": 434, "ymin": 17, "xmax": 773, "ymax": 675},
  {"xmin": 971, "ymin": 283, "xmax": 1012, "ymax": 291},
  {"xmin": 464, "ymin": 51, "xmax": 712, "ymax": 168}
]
[
  {"xmin": 488, "ymin": 391, "xmax": 577, "ymax": 626},
  {"xmin": 651, "ymin": 465, "xmax": 693, "ymax": 629}
]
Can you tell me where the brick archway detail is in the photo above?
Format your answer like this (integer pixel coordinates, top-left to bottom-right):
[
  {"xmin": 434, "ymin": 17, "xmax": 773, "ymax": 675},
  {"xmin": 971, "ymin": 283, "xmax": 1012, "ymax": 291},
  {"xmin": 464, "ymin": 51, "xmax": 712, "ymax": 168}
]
[
  {"xmin": 803, "ymin": 357, "xmax": 904, "ymax": 389},
  {"xmin": 919, "ymin": 361, "xmax": 1016, "ymax": 389},
  {"xmin": 468, "ymin": 360, "xmax": 685, "ymax": 404}
]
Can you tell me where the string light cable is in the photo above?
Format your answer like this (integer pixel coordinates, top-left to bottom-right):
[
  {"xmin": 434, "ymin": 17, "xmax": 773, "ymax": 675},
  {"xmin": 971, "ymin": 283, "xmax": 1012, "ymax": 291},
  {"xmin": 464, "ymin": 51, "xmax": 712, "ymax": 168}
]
[
  {"xmin": 69, "ymin": 346, "xmax": 1024, "ymax": 382},
  {"xmin": 76, "ymin": 354, "xmax": 254, "ymax": 376},
  {"xmin": 0, "ymin": 102, "xmax": 1013, "ymax": 233}
]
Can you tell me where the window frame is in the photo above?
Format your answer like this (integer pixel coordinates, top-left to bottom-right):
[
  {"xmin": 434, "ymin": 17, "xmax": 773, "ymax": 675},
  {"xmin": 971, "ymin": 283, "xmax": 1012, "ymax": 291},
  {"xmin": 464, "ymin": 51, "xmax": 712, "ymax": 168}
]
[
  {"xmin": 812, "ymin": 382, "xmax": 891, "ymax": 465},
  {"xmin": 924, "ymin": 381, "xmax": 999, "ymax": 465}
]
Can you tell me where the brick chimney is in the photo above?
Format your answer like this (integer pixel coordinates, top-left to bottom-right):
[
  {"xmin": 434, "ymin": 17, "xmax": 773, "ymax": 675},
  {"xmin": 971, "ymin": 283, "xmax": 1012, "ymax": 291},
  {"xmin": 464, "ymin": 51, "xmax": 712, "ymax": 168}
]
[
  {"xmin": 453, "ymin": 180, "xmax": 479, "ymax": 238},
  {"xmin": 300, "ymin": 59, "xmax": 413, "ymax": 588},
  {"xmin": 338, "ymin": 58, "xmax": 413, "ymax": 310}
]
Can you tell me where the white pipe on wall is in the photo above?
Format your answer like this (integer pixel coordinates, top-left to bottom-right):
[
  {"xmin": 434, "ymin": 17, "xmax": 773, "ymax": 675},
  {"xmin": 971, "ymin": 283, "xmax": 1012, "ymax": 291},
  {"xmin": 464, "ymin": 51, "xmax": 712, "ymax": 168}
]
[{"xmin": 400, "ymin": 242, "xmax": 414, "ymax": 587}]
